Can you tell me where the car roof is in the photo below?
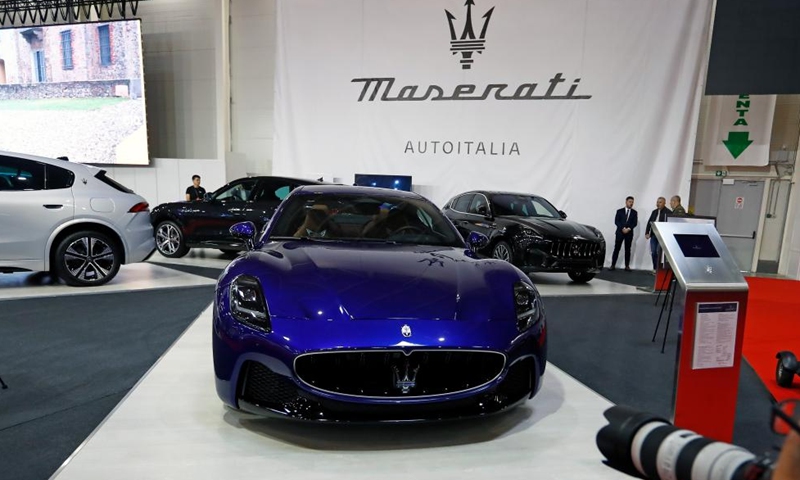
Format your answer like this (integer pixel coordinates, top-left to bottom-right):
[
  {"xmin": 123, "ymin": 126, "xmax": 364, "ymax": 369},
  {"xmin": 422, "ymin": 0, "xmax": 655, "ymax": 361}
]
[
  {"xmin": 236, "ymin": 175, "xmax": 325, "ymax": 184},
  {"xmin": 0, "ymin": 150, "xmax": 99, "ymax": 174},
  {"xmin": 458, "ymin": 190, "xmax": 548, "ymax": 199},
  {"xmin": 292, "ymin": 184, "xmax": 423, "ymax": 199}
]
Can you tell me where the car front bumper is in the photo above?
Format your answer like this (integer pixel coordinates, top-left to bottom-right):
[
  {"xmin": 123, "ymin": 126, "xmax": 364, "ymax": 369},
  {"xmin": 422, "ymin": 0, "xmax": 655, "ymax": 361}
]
[{"xmin": 213, "ymin": 310, "xmax": 547, "ymax": 422}]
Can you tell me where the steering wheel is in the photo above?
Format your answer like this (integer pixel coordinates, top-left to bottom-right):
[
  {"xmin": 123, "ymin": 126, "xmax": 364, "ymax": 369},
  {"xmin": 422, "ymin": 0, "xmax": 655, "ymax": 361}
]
[{"xmin": 391, "ymin": 225, "xmax": 425, "ymax": 236}]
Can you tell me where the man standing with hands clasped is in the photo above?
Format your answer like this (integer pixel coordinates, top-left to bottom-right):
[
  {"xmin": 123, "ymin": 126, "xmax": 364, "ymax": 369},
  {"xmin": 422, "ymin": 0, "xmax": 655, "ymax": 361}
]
[{"xmin": 610, "ymin": 196, "xmax": 638, "ymax": 271}]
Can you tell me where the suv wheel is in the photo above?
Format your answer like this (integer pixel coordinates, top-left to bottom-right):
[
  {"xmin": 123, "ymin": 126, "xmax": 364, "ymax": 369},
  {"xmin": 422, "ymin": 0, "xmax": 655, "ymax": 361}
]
[
  {"xmin": 568, "ymin": 271, "xmax": 595, "ymax": 283},
  {"xmin": 156, "ymin": 221, "xmax": 189, "ymax": 258},
  {"xmin": 54, "ymin": 231, "xmax": 121, "ymax": 286}
]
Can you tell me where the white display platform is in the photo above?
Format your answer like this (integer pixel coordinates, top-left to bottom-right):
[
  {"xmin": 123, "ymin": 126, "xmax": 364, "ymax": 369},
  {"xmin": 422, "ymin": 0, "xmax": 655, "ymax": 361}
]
[
  {"xmin": 51, "ymin": 305, "xmax": 630, "ymax": 480},
  {"xmin": 0, "ymin": 263, "xmax": 215, "ymax": 300},
  {"xmin": 148, "ymin": 249, "xmax": 239, "ymax": 269},
  {"xmin": 529, "ymin": 273, "xmax": 646, "ymax": 297}
]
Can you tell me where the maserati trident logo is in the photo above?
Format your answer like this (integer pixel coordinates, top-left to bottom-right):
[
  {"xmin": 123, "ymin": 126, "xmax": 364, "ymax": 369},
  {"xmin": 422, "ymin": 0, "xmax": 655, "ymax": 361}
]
[
  {"xmin": 401, "ymin": 324, "xmax": 412, "ymax": 337},
  {"xmin": 393, "ymin": 361, "xmax": 420, "ymax": 394},
  {"xmin": 445, "ymin": 0, "xmax": 495, "ymax": 70}
]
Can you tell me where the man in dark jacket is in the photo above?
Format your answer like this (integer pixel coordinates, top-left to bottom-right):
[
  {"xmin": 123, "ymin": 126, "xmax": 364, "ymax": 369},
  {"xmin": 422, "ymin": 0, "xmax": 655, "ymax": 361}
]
[
  {"xmin": 610, "ymin": 196, "xmax": 638, "ymax": 271},
  {"xmin": 645, "ymin": 197, "xmax": 671, "ymax": 273}
]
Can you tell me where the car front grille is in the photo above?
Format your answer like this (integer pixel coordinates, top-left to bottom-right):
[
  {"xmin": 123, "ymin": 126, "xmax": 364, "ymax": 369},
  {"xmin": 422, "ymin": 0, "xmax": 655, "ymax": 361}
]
[
  {"xmin": 549, "ymin": 239, "xmax": 602, "ymax": 259},
  {"xmin": 295, "ymin": 350, "xmax": 505, "ymax": 398}
]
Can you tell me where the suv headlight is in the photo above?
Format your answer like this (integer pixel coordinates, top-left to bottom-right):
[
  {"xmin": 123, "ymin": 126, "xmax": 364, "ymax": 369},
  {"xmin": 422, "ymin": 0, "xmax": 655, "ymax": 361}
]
[
  {"xmin": 514, "ymin": 281, "xmax": 541, "ymax": 332},
  {"xmin": 522, "ymin": 228, "xmax": 545, "ymax": 242},
  {"xmin": 230, "ymin": 275, "xmax": 270, "ymax": 331}
]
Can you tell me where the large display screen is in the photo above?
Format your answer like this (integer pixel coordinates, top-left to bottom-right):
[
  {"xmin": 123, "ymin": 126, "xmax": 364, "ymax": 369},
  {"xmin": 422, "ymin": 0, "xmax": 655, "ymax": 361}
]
[
  {"xmin": 674, "ymin": 234, "xmax": 720, "ymax": 258},
  {"xmin": 0, "ymin": 19, "xmax": 149, "ymax": 165},
  {"xmin": 354, "ymin": 174, "xmax": 412, "ymax": 191}
]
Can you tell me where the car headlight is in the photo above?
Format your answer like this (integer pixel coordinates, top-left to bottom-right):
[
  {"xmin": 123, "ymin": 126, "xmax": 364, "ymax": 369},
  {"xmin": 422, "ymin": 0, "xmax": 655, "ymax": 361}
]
[
  {"xmin": 514, "ymin": 281, "xmax": 540, "ymax": 332},
  {"xmin": 230, "ymin": 275, "xmax": 271, "ymax": 331}
]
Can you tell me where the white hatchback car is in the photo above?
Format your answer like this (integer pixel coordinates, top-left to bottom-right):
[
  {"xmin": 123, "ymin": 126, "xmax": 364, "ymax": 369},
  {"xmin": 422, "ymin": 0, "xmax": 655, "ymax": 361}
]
[{"xmin": 0, "ymin": 151, "xmax": 155, "ymax": 286}]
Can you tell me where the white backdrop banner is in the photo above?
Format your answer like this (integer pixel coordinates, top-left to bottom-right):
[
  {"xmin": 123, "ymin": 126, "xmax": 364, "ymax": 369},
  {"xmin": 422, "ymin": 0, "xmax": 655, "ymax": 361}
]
[
  {"xmin": 273, "ymin": 0, "xmax": 713, "ymax": 269},
  {"xmin": 701, "ymin": 95, "xmax": 776, "ymax": 167}
]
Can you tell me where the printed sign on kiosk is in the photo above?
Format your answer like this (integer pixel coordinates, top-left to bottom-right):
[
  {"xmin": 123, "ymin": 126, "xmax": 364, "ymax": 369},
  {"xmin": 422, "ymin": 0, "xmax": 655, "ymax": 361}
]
[{"xmin": 651, "ymin": 222, "xmax": 748, "ymax": 442}]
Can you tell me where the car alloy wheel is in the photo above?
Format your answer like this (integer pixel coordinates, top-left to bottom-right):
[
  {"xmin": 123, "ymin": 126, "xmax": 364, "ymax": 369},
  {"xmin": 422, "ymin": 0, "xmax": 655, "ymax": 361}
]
[
  {"xmin": 492, "ymin": 241, "xmax": 512, "ymax": 262},
  {"xmin": 55, "ymin": 231, "xmax": 121, "ymax": 286},
  {"xmin": 156, "ymin": 221, "xmax": 189, "ymax": 258}
]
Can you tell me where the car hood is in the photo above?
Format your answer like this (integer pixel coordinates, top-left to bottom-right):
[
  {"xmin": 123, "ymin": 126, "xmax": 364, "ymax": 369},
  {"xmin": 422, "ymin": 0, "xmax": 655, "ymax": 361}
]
[
  {"xmin": 232, "ymin": 242, "xmax": 523, "ymax": 322},
  {"xmin": 504, "ymin": 216, "xmax": 602, "ymax": 241}
]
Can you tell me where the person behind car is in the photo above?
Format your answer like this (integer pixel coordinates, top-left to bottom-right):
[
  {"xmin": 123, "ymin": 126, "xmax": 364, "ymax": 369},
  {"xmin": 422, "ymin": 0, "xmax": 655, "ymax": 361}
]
[
  {"xmin": 610, "ymin": 196, "xmax": 638, "ymax": 271},
  {"xmin": 644, "ymin": 196, "xmax": 671, "ymax": 273},
  {"xmin": 670, "ymin": 195, "xmax": 686, "ymax": 216},
  {"xmin": 185, "ymin": 175, "xmax": 206, "ymax": 201}
]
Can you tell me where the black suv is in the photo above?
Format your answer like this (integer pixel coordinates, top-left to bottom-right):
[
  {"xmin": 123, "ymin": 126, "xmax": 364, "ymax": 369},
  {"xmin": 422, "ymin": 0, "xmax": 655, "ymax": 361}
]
[{"xmin": 443, "ymin": 190, "xmax": 605, "ymax": 283}]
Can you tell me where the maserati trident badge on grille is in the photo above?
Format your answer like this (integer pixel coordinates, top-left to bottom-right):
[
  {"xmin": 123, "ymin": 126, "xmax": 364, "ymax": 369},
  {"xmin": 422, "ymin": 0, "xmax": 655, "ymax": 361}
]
[
  {"xmin": 401, "ymin": 324, "xmax": 412, "ymax": 337},
  {"xmin": 393, "ymin": 361, "xmax": 420, "ymax": 394}
]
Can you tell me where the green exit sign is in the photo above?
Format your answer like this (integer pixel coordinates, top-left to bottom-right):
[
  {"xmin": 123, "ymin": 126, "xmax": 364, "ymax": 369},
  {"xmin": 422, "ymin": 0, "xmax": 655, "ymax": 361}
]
[{"xmin": 715, "ymin": 170, "xmax": 728, "ymax": 177}]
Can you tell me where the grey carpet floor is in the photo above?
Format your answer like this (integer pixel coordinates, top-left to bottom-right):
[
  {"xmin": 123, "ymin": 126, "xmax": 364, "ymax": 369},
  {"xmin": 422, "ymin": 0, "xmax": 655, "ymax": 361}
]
[
  {"xmin": 544, "ymin": 294, "xmax": 783, "ymax": 456},
  {"xmin": 0, "ymin": 285, "xmax": 215, "ymax": 480}
]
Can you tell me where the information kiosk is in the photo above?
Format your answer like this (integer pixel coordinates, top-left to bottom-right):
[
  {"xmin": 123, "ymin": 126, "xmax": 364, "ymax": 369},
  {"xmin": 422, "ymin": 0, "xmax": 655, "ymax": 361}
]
[
  {"xmin": 652, "ymin": 216, "xmax": 716, "ymax": 292},
  {"xmin": 651, "ymin": 222, "xmax": 749, "ymax": 443}
]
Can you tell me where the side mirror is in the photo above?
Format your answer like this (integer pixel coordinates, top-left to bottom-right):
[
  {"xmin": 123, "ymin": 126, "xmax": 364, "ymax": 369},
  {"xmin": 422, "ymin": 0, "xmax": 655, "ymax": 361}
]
[
  {"xmin": 467, "ymin": 231, "xmax": 490, "ymax": 252},
  {"xmin": 230, "ymin": 221, "xmax": 257, "ymax": 251},
  {"xmin": 559, "ymin": 210, "xmax": 567, "ymax": 219}
]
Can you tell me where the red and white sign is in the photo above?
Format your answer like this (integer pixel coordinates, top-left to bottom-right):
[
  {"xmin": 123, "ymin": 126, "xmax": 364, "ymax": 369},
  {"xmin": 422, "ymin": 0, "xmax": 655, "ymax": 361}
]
[{"xmin": 734, "ymin": 197, "xmax": 744, "ymax": 209}]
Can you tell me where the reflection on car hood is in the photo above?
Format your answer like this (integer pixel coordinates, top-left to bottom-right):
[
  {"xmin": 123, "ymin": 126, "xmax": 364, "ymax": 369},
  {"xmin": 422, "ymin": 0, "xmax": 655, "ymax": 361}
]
[
  {"xmin": 504, "ymin": 216, "xmax": 602, "ymax": 240},
  {"xmin": 240, "ymin": 242, "xmax": 522, "ymax": 322}
]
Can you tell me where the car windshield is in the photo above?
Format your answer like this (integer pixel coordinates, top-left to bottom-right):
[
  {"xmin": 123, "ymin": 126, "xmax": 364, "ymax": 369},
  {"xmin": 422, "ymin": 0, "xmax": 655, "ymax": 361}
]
[
  {"xmin": 269, "ymin": 192, "xmax": 464, "ymax": 247},
  {"xmin": 491, "ymin": 194, "xmax": 561, "ymax": 219}
]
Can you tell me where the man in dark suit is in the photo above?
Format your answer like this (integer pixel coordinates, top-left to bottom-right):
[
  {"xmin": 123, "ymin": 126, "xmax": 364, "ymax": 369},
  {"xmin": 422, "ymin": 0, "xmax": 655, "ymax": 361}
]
[
  {"xmin": 610, "ymin": 196, "xmax": 638, "ymax": 271},
  {"xmin": 645, "ymin": 197, "xmax": 671, "ymax": 273}
]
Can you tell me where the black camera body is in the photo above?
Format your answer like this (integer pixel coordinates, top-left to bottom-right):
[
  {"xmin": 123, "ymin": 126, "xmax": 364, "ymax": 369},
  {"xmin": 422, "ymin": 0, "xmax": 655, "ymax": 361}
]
[
  {"xmin": 775, "ymin": 351, "xmax": 799, "ymax": 388},
  {"xmin": 596, "ymin": 405, "xmax": 774, "ymax": 480}
]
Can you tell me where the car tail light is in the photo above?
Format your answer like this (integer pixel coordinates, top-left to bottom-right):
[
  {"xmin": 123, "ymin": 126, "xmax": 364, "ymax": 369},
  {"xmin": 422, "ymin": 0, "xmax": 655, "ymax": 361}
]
[{"xmin": 128, "ymin": 202, "xmax": 150, "ymax": 213}]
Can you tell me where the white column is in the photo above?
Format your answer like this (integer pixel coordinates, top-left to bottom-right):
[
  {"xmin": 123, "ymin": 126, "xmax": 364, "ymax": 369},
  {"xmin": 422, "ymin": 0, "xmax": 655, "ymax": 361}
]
[{"xmin": 778, "ymin": 141, "xmax": 800, "ymax": 279}]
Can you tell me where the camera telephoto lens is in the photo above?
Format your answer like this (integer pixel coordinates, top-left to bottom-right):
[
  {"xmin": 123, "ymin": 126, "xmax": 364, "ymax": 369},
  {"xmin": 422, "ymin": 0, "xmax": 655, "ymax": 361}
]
[{"xmin": 596, "ymin": 405, "xmax": 771, "ymax": 480}]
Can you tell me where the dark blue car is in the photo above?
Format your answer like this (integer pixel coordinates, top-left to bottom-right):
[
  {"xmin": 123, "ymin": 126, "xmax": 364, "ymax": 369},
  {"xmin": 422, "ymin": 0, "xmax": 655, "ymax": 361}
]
[{"xmin": 213, "ymin": 185, "xmax": 548, "ymax": 422}]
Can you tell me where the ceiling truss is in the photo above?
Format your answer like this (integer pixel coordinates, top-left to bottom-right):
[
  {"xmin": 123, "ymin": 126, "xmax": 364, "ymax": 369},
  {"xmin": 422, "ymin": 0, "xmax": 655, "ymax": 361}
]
[{"xmin": 0, "ymin": 1, "xmax": 146, "ymax": 26}]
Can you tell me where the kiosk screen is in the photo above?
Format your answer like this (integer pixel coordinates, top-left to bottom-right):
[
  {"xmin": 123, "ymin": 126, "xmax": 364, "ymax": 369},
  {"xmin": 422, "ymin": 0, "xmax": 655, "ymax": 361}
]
[{"xmin": 674, "ymin": 234, "xmax": 720, "ymax": 258}]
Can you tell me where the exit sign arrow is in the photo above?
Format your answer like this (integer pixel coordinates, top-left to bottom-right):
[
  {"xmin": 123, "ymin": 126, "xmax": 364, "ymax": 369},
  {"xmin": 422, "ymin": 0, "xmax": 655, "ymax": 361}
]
[{"xmin": 723, "ymin": 131, "xmax": 753, "ymax": 159}]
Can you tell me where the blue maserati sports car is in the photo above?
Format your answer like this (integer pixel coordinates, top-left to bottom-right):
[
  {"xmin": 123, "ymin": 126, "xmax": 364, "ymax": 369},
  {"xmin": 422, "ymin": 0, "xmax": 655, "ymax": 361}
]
[{"xmin": 213, "ymin": 185, "xmax": 548, "ymax": 422}]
